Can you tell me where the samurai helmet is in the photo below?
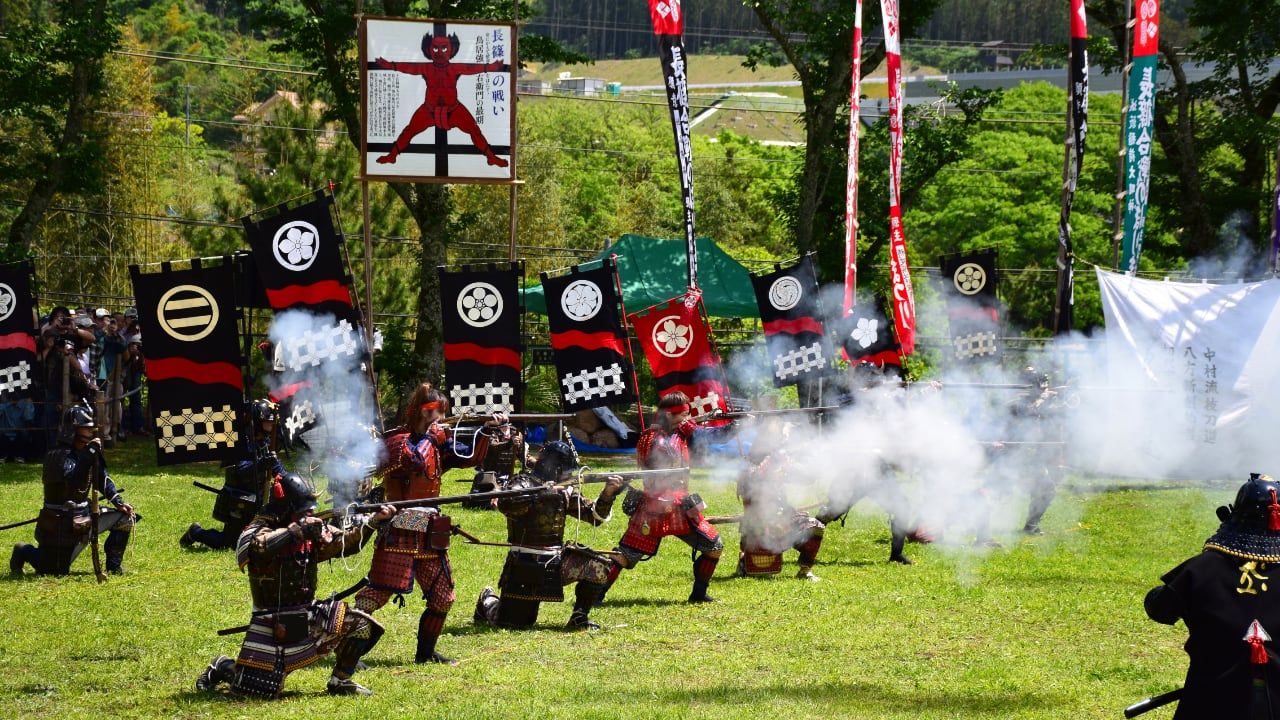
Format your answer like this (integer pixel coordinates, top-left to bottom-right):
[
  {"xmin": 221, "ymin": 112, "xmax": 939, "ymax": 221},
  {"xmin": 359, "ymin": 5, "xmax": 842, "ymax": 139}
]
[
  {"xmin": 269, "ymin": 472, "xmax": 319, "ymax": 517},
  {"xmin": 251, "ymin": 399, "xmax": 279, "ymax": 426},
  {"xmin": 1205, "ymin": 473, "xmax": 1280, "ymax": 562},
  {"xmin": 57, "ymin": 403, "xmax": 97, "ymax": 446},
  {"xmin": 532, "ymin": 440, "xmax": 580, "ymax": 484}
]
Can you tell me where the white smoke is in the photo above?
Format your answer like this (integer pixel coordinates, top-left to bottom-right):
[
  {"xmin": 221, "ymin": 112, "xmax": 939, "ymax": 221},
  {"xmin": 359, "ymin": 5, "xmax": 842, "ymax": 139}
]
[{"xmin": 267, "ymin": 310, "xmax": 385, "ymax": 507}]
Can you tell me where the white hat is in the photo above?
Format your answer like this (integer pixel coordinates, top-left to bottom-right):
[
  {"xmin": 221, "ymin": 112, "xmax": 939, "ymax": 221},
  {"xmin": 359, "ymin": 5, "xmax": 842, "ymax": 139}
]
[{"xmin": 94, "ymin": 308, "xmax": 109, "ymax": 319}]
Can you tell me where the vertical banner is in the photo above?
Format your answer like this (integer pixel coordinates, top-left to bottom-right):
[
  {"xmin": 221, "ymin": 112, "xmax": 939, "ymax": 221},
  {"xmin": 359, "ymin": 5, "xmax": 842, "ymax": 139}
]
[
  {"xmin": 361, "ymin": 17, "xmax": 515, "ymax": 183},
  {"xmin": 837, "ymin": 294, "xmax": 902, "ymax": 369},
  {"xmin": 940, "ymin": 250, "xmax": 1002, "ymax": 363},
  {"xmin": 542, "ymin": 260, "xmax": 637, "ymax": 411},
  {"xmin": 880, "ymin": 0, "xmax": 916, "ymax": 355},
  {"xmin": 0, "ymin": 262, "xmax": 37, "ymax": 400},
  {"xmin": 1054, "ymin": 0, "xmax": 1089, "ymax": 334},
  {"xmin": 629, "ymin": 293, "xmax": 730, "ymax": 420},
  {"xmin": 131, "ymin": 262, "xmax": 244, "ymax": 466},
  {"xmin": 648, "ymin": 0, "xmax": 697, "ymax": 289},
  {"xmin": 843, "ymin": 0, "xmax": 864, "ymax": 315},
  {"xmin": 242, "ymin": 193, "xmax": 365, "ymax": 375},
  {"xmin": 750, "ymin": 256, "xmax": 833, "ymax": 387},
  {"xmin": 1120, "ymin": 0, "xmax": 1160, "ymax": 274},
  {"xmin": 440, "ymin": 263, "xmax": 523, "ymax": 415}
]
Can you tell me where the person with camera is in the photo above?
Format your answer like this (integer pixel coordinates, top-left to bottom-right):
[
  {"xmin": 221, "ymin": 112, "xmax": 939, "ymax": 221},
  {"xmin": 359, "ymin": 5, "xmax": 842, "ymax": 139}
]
[
  {"xmin": 9, "ymin": 404, "xmax": 137, "ymax": 576},
  {"xmin": 39, "ymin": 307, "xmax": 95, "ymax": 447}
]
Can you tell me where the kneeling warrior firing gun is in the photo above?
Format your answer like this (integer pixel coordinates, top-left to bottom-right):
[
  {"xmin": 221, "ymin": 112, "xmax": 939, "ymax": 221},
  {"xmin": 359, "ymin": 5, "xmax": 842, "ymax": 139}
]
[
  {"xmin": 196, "ymin": 473, "xmax": 397, "ymax": 697},
  {"xmin": 472, "ymin": 440, "xmax": 626, "ymax": 630},
  {"xmin": 736, "ymin": 425, "xmax": 824, "ymax": 581},
  {"xmin": 182, "ymin": 399, "xmax": 284, "ymax": 551}
]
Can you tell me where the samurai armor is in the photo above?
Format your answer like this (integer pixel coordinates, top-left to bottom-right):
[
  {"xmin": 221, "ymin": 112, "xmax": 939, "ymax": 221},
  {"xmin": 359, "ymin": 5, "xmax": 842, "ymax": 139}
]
[
  {"xmin": 212, "ymin": 486, "xmax": 260, "ymax": 525},
  {"xmin": 498, "ymin": 548, "xmax": 565, "ymax": 603},
  {"xmin": 559, "ymin": 544, "xmax": 615, "ymax": 586},
  {"xmin": 233, "ymin": 597, "xmax": 350, "ymax": 693},
  {"xmin": 741, "ymin": 550, "xmax": 784, "ymax": 576},
  {"xmin": 34, "ymin": 507, "xmax": 92, "ymax": 547},
  {"xmin": 367, "ymin": 512, "xmax": 450, "ymax": 594}
]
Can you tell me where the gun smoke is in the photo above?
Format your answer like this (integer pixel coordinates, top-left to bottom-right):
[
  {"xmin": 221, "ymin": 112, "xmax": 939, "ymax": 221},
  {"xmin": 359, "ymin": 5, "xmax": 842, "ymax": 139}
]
[{"xmin": 267, "ymin": 310, "xmax": 384, "ymax": 507}]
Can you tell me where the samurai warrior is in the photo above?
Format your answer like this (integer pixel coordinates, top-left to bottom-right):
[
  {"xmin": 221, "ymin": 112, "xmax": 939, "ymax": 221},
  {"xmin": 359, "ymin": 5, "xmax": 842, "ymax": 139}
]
[
  {"xmin": 181, "ymin": 399, "xmax": 284, "ymax": 551},
  {"xmin": 373, "ymin": 30, "xmax": 509, "ymax": 168},
  {"xmin": 473, "ymin": 440, "xmax": 625, "ymax": 630},
  {"xmin": 736, "ymin": 428, "xmax": 824, "ymax": 580},
  {"xmin": 463, "ymin": 421, "xmax": 525, "ymax": 509},
  {"xmin": 1143, "ymin": 473, "xmax": 1280, "ymax": 719},
  {"xmin": 195, "ymin": 473, "xmax": 396, "ymax": 697},
  {"xmin": 1011, "ymin": 365, "xmax": 1065, "ymax": 535},
  {"xmin": 10, "ymin": 404, "xmax": 136, "ymax": 576},
  {"xmin": 351, "ymin": 383, "xmax": 502, "ymax": 666},
  {"xmin": 601, "ymin": 392, "xmax": 723, "ymax": 603}
]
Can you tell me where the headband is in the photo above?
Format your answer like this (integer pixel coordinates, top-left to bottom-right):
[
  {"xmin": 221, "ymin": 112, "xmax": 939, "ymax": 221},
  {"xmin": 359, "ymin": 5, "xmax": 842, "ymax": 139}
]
[
  {"xmin": 664, "ymin": 403, "xmax": 690, "ymax": 415},
  {"xmin": 421, "ymin": 401, "xmax": 443, "ymax": 412}
]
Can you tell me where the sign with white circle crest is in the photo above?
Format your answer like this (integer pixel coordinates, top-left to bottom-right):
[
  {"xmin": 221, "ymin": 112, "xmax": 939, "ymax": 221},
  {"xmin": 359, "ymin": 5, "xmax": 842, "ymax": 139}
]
[
  {"xmin": 458, "ymin": 282, "xmax": 503, "ymax": 327},
  {"xmin": 273, "ymin": 220, "xmax": 320, "ymax": 272},
  {"xmin": 651, "ymin": 315, "xmax": 692, "ymax": 358},
  {"xmin": 768, "ymin": 276, "xmax": 803, "ymax": 311},
  {"xmin": 560, "ymin": 279, "xmax": 603, "ymax": 322},
  {"xmin": 952, "ymin": 263, "xmax": 987, "ymax": 296},
  {"xmin": 157, "ymin": 284, "xmax": 220, "ymax": 342},
  {"xmin": 0, "ymin": 283, "xmax": 15, "ymax": 323}
]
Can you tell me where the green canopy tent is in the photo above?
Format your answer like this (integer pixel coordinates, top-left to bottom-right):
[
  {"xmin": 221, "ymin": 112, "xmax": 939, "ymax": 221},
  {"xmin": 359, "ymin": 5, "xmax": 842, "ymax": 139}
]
[{"xmin": 523, "ymin": 234, "xmax": 760, "ymax": 318}]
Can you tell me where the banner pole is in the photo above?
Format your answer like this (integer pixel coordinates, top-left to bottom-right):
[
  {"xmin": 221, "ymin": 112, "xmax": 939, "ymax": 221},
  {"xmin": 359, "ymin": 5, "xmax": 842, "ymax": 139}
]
[{"xmin": 1111, "ymin": 0, "xmax": 1134, "ymax": 270}]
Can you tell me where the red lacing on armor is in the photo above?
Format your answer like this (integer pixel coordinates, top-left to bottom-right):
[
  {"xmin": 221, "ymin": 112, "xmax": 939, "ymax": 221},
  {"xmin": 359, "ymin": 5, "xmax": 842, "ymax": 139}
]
[
  {"xmin": 1269, "ymin": 489, "xmax": 1280, "ymax": 532},
  {"xmin": 1250, "ymin": 634, "xmax": 1270, "ymax": 665}
]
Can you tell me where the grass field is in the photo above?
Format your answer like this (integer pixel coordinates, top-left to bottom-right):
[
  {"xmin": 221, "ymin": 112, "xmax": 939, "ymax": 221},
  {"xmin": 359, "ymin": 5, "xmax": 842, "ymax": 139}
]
[{"xmin": 0, "ymin": 439, "xmax": 1221, "ymax": 719}]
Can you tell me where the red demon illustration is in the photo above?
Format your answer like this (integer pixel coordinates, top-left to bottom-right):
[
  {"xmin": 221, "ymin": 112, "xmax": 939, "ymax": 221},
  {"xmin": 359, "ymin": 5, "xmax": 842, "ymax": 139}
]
[{"xmin": 374, "ymin": 31, "xmax": 508, "ymax": 167}]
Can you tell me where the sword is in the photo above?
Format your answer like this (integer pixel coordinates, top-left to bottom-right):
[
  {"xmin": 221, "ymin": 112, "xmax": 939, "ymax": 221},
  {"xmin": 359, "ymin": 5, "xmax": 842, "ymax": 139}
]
[
  {"xmin": 0, "ymin": 517, "xmax": 37, "ymax": 532},
  {"xmin": 1123, "ymin": 688, "xmax": 1182, "ymax": 718}
]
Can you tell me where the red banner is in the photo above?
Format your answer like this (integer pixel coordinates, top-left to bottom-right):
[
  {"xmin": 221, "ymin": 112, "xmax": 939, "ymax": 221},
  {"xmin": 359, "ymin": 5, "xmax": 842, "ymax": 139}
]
[
  {"xmin": 1134, "ymin": 0, "xmax": 1160, "ymax": 57},
  {"xmin": 629, "ymin": 293, "xmax": 729, "ymax": 420},
  {"xmin": 881, "ymin": 0, "xmax": 916, "ymax": 355},
  {"xmin": 648, "ymin": 0, "xmax": 683, "ymax": 35},
  {"xmin": 843, "ymin": 0, "xmax": 863, "ymax": 315}
]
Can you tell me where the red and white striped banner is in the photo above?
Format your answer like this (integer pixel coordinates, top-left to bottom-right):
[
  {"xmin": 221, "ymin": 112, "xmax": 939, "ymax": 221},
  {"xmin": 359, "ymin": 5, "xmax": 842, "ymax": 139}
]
[
  {"xmin": 881, "ymin": 0, "xmax": 915, "ymax": 355},
  {"xmin": 842, "ymin": 0, "xmax": 863, "ymax": 316}
]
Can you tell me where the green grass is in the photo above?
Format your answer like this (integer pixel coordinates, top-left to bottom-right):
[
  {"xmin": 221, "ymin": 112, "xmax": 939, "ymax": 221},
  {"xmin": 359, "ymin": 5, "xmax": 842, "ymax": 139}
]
[{"xmin": 0, "ymin": 440, "xmax": 1219, "ymax": 719}]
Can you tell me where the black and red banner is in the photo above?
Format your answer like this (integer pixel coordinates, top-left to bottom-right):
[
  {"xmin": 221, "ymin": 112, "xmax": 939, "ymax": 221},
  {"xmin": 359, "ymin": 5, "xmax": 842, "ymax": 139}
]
[
  {"xmin": 837, "ymin": 294, "xmax": 901, "ymax": 370},
  {"xmin": 750, "ymin": 256, "xmax": 833, "ymax": 388},
  {"xmin": 648, "ymin": 0, "xmax": 697, "ymax": 289},
  {"xmin": 541, "ymin": 260, "xmax": 636, "ymax": 412},
  {"xmin": 242, "ymin": 192, "xmax": 356, "ymax": 323},
  {"xmin": 0, "ymin": 261, "xmax": 37, "ymax": 401},
  {"xmin": 1053, "ymin": 0, "xmax": 1089, "ymax": 335},
  {"xmin": 940, "ymin": 249, "xmax": 1001, "ymax": 363},
  {"xmin": 629, "ymin": 293, "xmax": 729, "ymax": 420},
  {"xmin": 131, "ymin": 261, "xmax": 244, "ymax": 466},
  {"xmin": 440, "ymin": 263, "xmax": 522, "ymax": 415}
]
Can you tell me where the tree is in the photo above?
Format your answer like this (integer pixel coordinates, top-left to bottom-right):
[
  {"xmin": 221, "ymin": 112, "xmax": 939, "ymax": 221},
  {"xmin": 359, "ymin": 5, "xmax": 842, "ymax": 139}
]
[
  {"xmin": 1, "ymin": 0, "xmax": 121, "ymax": 257},
  {"xmin": 249, "ymin": 0, "xmax": 587, "ymax": 382},
  {"xmin": 1088, "ymin": 0, "xmax": 1280, "ymax": 263},
  {"xmin": 743, "ymin": 0, "xmax": 944, "ymax": 278}
]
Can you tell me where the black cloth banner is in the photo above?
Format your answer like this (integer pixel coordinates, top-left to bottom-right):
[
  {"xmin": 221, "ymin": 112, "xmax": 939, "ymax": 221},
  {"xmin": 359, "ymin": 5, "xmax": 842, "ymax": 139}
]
[
  {"xmin": 542, "ymin": 260, "xmax": 636, "ymax": 411},
  {"xmin": 940, "ymin": 249, "xmax": 1001, "ymax": 363},
  {"xmin": 440, "ymin": 263, "xmax": 523, "ymax": 415},
  {"xmin": 750, "ymin": 256, "xmax": 833, "ymax": 388},
  {"xmin": 242, "ymin": 192, "xmax": 357, "ymax": 323},
  {"xmin": 131, "ymin": 261, "xmax": 244, "ymax": 466},
  {"xmin": 0, "ymin": 261, "xmax": 37, "ymax": 400},
  {"xmin": 838, "ymin": 294, "xmax": 901, "ymax": 370},
  {"xmin": 649, "ymin": 0, "xmax": 696, "ymax": 289},
  {"xmin": 1054, "ymin": 0, "xmax": 1089, "ymax": 335}
]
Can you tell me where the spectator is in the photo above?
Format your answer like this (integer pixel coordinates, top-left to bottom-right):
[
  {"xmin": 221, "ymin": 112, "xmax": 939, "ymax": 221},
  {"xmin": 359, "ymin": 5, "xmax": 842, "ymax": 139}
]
[{"xmin": 121, "ymin": 338, "xmax": 147, "ymax": 438}]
